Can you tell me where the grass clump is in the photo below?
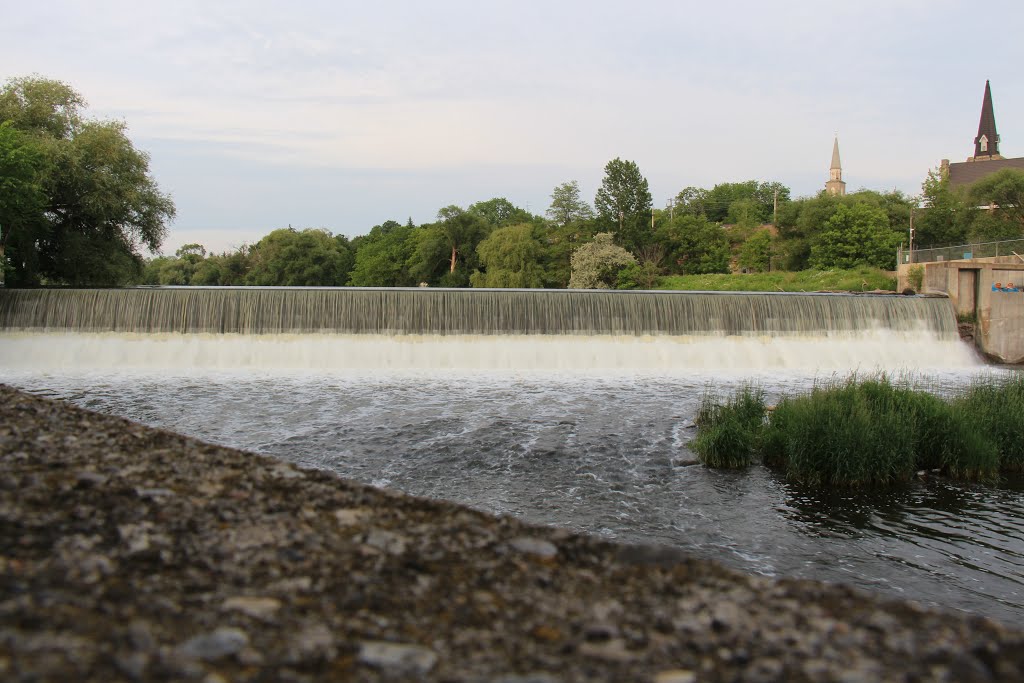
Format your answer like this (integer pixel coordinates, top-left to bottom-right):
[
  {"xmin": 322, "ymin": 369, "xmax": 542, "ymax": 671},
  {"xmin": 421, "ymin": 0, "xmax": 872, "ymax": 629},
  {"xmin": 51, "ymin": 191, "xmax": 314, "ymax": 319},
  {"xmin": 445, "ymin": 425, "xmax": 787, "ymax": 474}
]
[
  {"xmin": 692, "ymin": 386, "xmax": 767, "ymax": 469},
  {"xmin": 953, "ymin": 375, "xmax": 1024, "ymax": 472},
  {"xmin": 693, "ymin": 374, "xmax": 1015, "ymax": 488}
]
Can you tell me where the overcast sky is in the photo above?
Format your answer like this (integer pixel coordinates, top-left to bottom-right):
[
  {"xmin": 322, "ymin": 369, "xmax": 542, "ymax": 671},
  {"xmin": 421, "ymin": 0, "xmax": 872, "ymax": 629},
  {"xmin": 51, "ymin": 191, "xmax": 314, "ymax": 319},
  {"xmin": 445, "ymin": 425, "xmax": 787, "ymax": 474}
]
[{"xmin": 4, "ymin": 1, "xmax": 1022, "ymax": 254}]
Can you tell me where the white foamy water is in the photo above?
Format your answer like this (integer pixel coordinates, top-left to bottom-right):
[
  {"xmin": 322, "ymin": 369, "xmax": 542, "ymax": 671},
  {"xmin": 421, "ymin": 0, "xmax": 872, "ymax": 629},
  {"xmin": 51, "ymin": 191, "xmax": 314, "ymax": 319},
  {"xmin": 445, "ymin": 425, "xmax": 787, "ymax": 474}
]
[{"xmin": 0, "ymin": 330, "xmax": 982, "ymax": 373}]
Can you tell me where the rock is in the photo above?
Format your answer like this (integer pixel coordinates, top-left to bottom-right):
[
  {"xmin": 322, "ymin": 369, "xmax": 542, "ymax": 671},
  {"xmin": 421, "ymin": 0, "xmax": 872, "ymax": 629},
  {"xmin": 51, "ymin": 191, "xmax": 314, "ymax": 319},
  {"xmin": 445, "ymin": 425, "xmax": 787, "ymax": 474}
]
[
  {"xmin": 362, "ymin": 528, "xmax": 408, "ymax": 555},
  {"xmin": 653, "ymin": 671, "xmax": 696, "ymax": 683},
  {"xmin": 178, "ymin": 627, "xmax": 249, "ymax": 661},
  {"xmin": 222, "ymin": 596, "xmax": 282, "ymax": 620},
  {"xmin": 286, "ymin": 622, "xmax": 335, "ymax": 662},
  {"xmin": 333, "ymin": 508, "xmax": 369, "ymax": 526},
  {"xmin": 357, "ymin": 640, "xmax": 438, "ymax": 674},
  {"xmin": 578, "ymin": 637, "xmax": 636, "ymax": 662},
  {"xmin": 508, "ymin": 536, "xmax": 558, "ymax": 559}
]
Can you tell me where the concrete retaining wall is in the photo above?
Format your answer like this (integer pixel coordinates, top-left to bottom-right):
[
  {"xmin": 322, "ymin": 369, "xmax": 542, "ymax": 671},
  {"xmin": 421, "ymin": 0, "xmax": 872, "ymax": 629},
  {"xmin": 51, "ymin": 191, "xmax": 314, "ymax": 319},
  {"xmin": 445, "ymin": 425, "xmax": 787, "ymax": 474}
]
[{"xmin": 898, "ymin": 256, "xmax": 1024, "ymax": 363}]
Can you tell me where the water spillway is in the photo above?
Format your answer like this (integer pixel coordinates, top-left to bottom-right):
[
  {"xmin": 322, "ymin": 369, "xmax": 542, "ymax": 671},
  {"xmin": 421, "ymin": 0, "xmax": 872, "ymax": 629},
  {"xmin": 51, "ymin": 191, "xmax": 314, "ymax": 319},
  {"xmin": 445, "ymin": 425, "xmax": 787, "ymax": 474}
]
[
  {"xmin": 0, "ymin": 287, "xmax": 976, "ymax": 372},
  {"xmin": 0, "ymin": 287, "xmax": 960, "ymax": 337}
]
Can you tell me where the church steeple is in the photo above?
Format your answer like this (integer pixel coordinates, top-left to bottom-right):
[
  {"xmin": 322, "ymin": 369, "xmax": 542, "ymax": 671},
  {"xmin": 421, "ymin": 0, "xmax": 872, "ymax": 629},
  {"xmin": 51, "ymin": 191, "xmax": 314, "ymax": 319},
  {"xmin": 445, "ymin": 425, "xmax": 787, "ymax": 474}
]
[
  {"xmin": 825, "ymin": 136, "xmax": 846, "ymax": 196},
  {"xmin": 973, "ymin": 80, "xmax": 1001, "ymax": 160}
]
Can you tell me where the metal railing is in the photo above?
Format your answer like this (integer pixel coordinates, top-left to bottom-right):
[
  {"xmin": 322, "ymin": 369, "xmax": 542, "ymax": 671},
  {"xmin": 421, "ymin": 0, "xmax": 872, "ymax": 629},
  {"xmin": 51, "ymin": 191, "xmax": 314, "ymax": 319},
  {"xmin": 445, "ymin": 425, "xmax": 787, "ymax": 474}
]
[{"xmin": 900, "ymin": 238, "xmax": 1024, "ymax": 265}]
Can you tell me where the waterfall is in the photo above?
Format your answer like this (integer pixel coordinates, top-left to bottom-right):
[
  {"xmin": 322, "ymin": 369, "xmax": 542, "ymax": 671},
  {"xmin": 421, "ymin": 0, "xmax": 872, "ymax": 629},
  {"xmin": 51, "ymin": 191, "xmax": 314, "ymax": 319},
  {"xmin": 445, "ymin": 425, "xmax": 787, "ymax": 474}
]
[{"xmin": 0, "ymin": 288, "xmax": 960, "ymax": 338}]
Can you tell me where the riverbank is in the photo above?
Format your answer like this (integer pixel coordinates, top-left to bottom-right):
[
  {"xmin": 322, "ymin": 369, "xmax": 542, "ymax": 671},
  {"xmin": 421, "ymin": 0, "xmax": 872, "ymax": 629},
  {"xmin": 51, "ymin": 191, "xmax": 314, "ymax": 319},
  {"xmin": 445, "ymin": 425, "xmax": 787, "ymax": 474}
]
[{"xmin": 2, "ymin": 384, "xmax": 1022, "ymax": 682}]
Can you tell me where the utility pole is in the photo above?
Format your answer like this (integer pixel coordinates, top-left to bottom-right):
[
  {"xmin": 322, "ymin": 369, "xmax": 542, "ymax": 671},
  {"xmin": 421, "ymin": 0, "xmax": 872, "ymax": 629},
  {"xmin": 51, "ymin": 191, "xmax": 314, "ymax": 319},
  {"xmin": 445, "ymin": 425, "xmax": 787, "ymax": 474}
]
[
  {"xmin": 909, "ymin": 207, "xmax": 915, "ymax": 257},
  {"xmin": 651, "ymin": 208, "xmax": 655, "ymax": 230},
  {"xmin": 773, "ymin": 189, "xmax": 779, "ymax": 227}
]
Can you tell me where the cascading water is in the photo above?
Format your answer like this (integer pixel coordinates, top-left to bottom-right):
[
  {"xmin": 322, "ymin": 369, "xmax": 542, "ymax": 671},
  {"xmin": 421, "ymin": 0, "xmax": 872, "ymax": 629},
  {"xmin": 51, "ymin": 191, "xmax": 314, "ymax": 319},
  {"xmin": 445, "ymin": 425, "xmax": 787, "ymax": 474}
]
[{"xmin": 0, "ymin": 287, "xmax": 979, "ymax": 371}]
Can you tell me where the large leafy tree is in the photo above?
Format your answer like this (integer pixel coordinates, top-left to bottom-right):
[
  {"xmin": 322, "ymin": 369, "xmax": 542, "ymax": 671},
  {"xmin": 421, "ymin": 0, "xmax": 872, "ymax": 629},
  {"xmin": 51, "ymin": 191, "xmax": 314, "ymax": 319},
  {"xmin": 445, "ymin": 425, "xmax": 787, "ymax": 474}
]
[
  {"xmin": 0, "ymin": 76, "xmax": 175, "ymax": 285},
  {"xmin": 594, "ymin": 158, "xmax": 653, "ymax": 252},
  {"xmin": 0, "ymin": 122, "xmax": 45, "ymax": 286},
  {"xmin": 969, "ymin": 168, "xmax": 1024, "ymax": 236},
  {"xmin": 546, "ymin": 180, "xmax": 594, "ymax": 227},
  {"xmin": 470, "ymin": 223, "xmax": 545, "ymax": 288},
  {"xmin": 809, "ymin": 203, "xmax": 898, "ymax": 270},
  {"xmin": 654, "ymin": 215, "xmax": 730, "ymax": 275},
  {"xmin": 348, "ymin": 220, "xmax": 417, "ymax": 287},
  {"xmin": 917, "ymin": 170, "xmax": 973, "ymax": 247},
  {"xmin": 246, "ymin": 228, "xmax": 353, "ymax": 286},
  {"xmin": 568, "ymin": 232, "xmax": 636, "ymax": 289},
  {"xmin": 409, "ymin": 206, "xmax": 490, "ymax": 286}
]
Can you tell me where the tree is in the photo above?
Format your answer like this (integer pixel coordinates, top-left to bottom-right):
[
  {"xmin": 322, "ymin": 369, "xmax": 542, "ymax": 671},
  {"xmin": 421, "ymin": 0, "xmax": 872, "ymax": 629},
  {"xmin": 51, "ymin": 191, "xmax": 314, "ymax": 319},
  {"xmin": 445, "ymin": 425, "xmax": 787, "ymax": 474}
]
[
  {"xmin": 568, "ymin": 232, "xmax": 636, "ymax": 289},
  {"xmin": 547, "ymin": 180, "xmax": 594, "ymax": 227},
  {"xmin": 468, "ymin": 197, "xmax": 533, "ymax": 228},
  {"xmin": 968, "ymin": 168, "xmax": 1024, "ymax": 233},
  {"xmin": 0, "ymin": 122, "xmax": 45, "ymax": 286},
  {"xmin": 917, "ymin": 170, "xmax": 973, "ymax": 247},
  {"xmin": 0, "ymin": 76, "xmax": 175, "ymax": 285},
  {"xmin": 470, "ymin": 223, "xmax": 546, "ymax": 288},
  {"xmin": 348, "ymin": 221, "xmax": 416, "ymax": 287},
  {"xmin": 594, "ymin": 158, "xmax": 653, "ymax": 252},
  {"xmin": 430, "ymin": 205, "xmax": 489, "ymax": 278},
  {"xmin": 738, "ymin": 230, "xmax": 772, "ymax": 273},
  {"xmin": 246, "ymin": 228, "xmax": 353, "ymax": 286},
  {"xmin": 809, "ymin": 203, "xmax": 898, "ymax": 270},
  {"xmin": 654, "ymin": 215, "xmax": 730, "ymax": 275}
]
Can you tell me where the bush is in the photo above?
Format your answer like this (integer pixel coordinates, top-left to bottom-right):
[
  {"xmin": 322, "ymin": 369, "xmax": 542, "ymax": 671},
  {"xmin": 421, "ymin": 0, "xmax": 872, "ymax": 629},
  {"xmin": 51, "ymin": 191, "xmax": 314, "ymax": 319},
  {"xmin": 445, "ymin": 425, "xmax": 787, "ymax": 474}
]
[
  {"xmin": 955, "ymin": 375, "xmax": 1024, "ymax": 472},
  {"xmin": 692, "ymin": 375, "xmax": 1014, "ymax": 487},
  {"xmin": 692, "ymin": 386, "xmax": 766, "ymax": 469}
]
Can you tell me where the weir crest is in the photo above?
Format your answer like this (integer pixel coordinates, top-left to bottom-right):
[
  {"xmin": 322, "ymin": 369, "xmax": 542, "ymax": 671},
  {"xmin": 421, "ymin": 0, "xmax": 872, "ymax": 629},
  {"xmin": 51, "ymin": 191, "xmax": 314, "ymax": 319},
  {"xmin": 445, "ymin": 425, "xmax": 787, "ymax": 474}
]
[{"xmin": 0, "ymin": 288, "xmax": 960, "ymax": 338}]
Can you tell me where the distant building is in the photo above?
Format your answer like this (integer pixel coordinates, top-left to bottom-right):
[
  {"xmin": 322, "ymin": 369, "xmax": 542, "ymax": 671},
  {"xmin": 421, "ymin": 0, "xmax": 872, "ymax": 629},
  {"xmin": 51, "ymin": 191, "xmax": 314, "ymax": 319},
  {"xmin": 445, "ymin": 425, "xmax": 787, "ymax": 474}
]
[
  {"xmin": 825, "ymin": 136, "xmax": 846, "ymax": 196},
  {"xmin": 941, "ymin": 81, "xmax": 1024, "ymax": 188}
]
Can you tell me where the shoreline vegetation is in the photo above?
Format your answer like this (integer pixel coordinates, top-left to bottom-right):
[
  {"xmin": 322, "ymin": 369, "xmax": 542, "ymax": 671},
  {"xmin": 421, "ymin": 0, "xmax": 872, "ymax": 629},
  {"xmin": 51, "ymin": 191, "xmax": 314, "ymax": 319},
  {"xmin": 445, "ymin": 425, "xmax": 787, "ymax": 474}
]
[
  {"xmin": 657, "ymin": 266, "xmax": 896, "ymax": 293},
  {"xmin": 693, "ymin": 375, "xmax": 1024, "ymax": 487}
]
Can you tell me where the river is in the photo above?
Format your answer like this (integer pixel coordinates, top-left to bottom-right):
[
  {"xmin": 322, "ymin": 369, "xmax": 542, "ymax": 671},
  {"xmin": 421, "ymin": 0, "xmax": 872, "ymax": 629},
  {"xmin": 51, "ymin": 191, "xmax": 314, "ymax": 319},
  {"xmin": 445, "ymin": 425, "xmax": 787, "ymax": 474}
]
[{"xmin": 2, "ymin": 331, "xmax": 1022, "ymax": 626}]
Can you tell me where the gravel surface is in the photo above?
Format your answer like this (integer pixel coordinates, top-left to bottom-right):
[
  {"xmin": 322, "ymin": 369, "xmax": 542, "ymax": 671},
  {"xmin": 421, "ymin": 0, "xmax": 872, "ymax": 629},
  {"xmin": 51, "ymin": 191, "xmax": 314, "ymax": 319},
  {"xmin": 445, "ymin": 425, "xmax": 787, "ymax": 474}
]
[{"xmin": 1, "ymin": 383, "xmax": 1022, "ymax": 682}]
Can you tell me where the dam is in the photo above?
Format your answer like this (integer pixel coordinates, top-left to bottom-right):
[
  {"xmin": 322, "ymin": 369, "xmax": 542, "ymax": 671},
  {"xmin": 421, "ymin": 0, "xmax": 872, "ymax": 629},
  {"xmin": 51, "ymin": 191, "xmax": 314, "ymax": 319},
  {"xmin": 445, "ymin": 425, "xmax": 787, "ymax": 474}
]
[{"xmin": 0, "ymin": 287, "xmax": 977, "ymax": 372}]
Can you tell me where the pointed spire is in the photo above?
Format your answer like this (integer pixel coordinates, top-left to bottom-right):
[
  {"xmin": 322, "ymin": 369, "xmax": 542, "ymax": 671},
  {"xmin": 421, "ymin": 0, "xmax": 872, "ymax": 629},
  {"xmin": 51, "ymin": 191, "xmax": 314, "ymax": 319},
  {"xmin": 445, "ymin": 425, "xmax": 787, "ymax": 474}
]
[
  {"xmin": 825, "ymin": 136, "xmax": 846, "ymax": 196},
  {"xmin": 974, "ymin": 80, "xmax": 1000, "ymax": 158}
]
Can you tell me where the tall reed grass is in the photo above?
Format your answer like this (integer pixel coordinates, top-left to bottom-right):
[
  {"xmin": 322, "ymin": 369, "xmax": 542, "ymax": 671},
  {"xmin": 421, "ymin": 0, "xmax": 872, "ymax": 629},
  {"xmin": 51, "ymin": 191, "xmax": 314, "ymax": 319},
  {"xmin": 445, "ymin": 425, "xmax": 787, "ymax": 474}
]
[{"xmin": 693, "ymin": 374, "xmax": 1022, "ymax": 487}]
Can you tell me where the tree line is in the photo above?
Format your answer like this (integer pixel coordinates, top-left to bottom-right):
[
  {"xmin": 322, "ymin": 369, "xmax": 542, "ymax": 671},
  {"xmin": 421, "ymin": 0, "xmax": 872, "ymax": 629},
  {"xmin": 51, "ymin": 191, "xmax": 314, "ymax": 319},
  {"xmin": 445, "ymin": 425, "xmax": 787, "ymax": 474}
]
[{"xmin": 3, "ymin": 77, "xmax": 1023, "ymax": 290}]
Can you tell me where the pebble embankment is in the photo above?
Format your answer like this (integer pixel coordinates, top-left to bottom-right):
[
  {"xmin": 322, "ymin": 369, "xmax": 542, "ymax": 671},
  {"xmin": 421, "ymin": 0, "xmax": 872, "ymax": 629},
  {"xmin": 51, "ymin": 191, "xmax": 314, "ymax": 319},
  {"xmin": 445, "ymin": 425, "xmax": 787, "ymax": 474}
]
[{"xmin": 2, "ymin": 384, "xmax": 1022, "ymax": 682}]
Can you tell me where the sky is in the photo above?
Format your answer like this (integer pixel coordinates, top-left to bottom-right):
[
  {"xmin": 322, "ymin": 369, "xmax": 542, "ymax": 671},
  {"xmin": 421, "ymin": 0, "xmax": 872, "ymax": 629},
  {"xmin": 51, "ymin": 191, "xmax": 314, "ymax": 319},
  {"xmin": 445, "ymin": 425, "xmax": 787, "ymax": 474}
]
[{"xmin": 3, "ymin": 1, "xmax": 1023, "ymax": 255}]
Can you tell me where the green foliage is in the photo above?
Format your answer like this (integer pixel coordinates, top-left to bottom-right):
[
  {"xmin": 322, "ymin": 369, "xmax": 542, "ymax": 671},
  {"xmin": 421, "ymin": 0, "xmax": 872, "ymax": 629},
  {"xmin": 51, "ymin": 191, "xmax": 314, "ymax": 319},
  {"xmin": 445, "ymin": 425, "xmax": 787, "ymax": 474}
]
[
  {"xmin": 968, "ymin": 168, "xmax": 1024, "ymax": 233},
  {"xmin": 348, "ymin": 220, "xmax": 417, "ymax": 287},
  {"xmin": 468, "ymin": 197, "xmax": 534, "ymax": 229},
  {"xmin": 546, "ymin": 180, "xmax": 594, "ymax": 227},
  {"xmin": 246, "ymin": 228, "xmax": 353, "ymax": 286},
  {"xmin": 809, "ymin": 203, "xmax": 899, "ymax": 270},
  {"xmin": 471, "ymin": 223, "xmax": 546, "ymax": 288},
  {"xmin": 594, "ymin": 158, "xmax": 653, "ymax": 252},
  {"xmin": 918, "ymin": 170, "xmax": 972, "ymax": 247},
  {"xmin": 657, "ymin": 266, "xmax": 895, "ymax": 292},
  {"xmin": 679, "ymin": 180, "xmax": 790, "ymax": 224},
  {"xmin": 692, "ymin": 386, "xmax": 767, "ymax": 469},
  {"xmin": 0, "ymin": 76, "xmax": 174, "ymax": 286},
  {"xmin": 655, "ymin": 215, "xmax": 730, "ymax": 275},
  {"xmin": 953, "ymin": 376, "xmax": 1024, "ymax": 472},
  {"xmin": 693, "ymin": 376, "xmax": 1019, "ymax": 488},
  {"xmin": 568, "ymin": 232, "xmax": 636, "ymax": 289},
  {"xmin": 907, "ymin": 265, "xmax": 924, "ymax": 292},
  {"xmin": 0, "ymin": 122, "xmax": 46, "ymax": 284},
  {"xmin": 737, "ymin": 230, "xmax": 772, "ymax": 273}
]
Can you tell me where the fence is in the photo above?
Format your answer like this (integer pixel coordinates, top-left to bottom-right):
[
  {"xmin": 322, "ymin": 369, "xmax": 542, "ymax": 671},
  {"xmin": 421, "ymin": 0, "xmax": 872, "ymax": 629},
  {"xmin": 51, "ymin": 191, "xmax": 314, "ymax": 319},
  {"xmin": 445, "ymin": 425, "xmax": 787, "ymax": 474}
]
[{"xmin": 899, "ymin": 238, "xmax": 1024, "ymax": 265}]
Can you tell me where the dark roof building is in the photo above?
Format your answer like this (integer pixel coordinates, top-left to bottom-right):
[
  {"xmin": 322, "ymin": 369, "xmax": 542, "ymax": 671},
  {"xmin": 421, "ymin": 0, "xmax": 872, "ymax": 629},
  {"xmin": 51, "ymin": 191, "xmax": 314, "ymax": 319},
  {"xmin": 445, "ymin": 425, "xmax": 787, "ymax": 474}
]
[{"xmin": 942, "ymin": 81, "xmax": 1024, "ymax": 188}]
